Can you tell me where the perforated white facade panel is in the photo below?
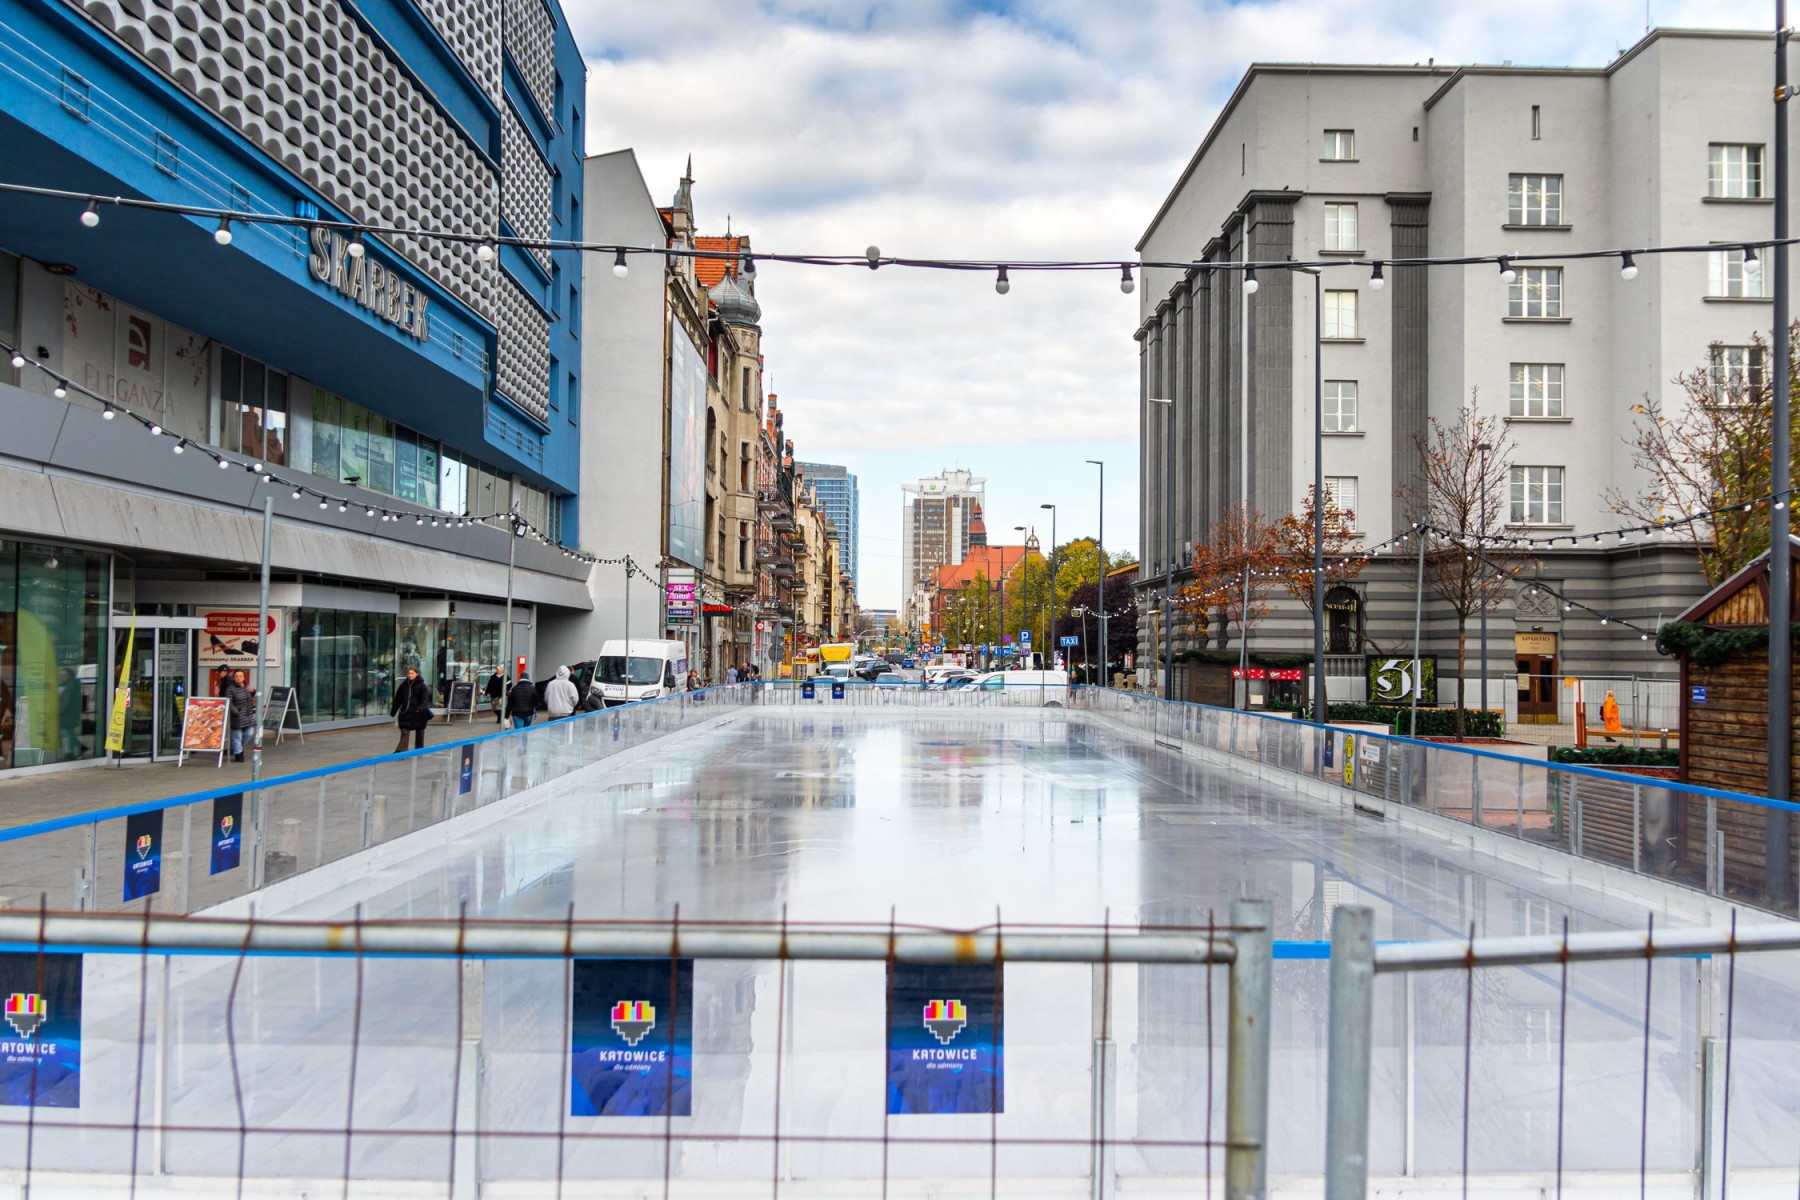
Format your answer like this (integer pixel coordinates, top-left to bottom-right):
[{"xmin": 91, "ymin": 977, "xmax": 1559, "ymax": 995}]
[
  {"xmin": 495, "ymin": 276, "xmax": 550, "ymax": 422},
  {"xmin": 500, "ymin": 105, "xmax": 552, "ymax": 271},
  {"xmin": 67, "ymin": 0, "xmax": 499, "ymax": 325},
  {"xmin": 502, "ymin": 0, "xmax": 555, "ymax": 118},
  {"xmin": 411, "ymin": 0, "xmax": 500, "ymax": 98}
]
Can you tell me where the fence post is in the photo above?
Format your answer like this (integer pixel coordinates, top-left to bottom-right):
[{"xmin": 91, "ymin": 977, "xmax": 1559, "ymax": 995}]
[
  {"xmin": 1325, "ymin": 905, "xmax": 1375, "ymax": 1200},
  {"xmin": 1090, "ymin": 961, "xmax": 1117, "ymax": 1200},
  {"xmin": 1700, "ymin": 1037, "xmax": 1726, "ymax": 1200},
  {"xmin": 1226, "ymin": 899, "xmax": 1272, "ymax": 1200},
  {"xmin": 452, "ymin": 957, "xmax": 484, "ymax": 1200}
]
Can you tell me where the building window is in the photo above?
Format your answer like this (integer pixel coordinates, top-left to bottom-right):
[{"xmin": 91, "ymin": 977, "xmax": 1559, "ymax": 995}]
[
  {"xmin": 1323, "ymin": 381, "xmax": 1358, "ymax": 432},
  {"xmin": 1708, "ymin": 249, "xmax": 1770, "ymax": 298},
  {"xmin": 1530, "ymin": 104, "xmax": 1541, "ymax": 140},
  {"xmin": 568, "ymin": 371, "xmax": 579, "ymax": 425},
  {"xmin": 0, "ymin": 541, "xmax": 110, "ymax": 770},
  {"xmin": 1508, "ymin": 174, "xmax": 1563, "ymax": 226},
  {"xmin": 1509, "ymin": 363, "xmax": 1565, "ymax": 418},
  {"xmin": 738, "ymin": 522, "xmax": 750, "ymax": 572},
  {"xmin": 1709, "ymin": 345, "xmax": 1767, "ymax": 402},
  {"xmin": 568, "ymin": 282, "xmax": 580, "ymax": 334},
  {"xmin": 216, "ymin": 349, "xmax": 290, "ymax": 465},
  {"xmin": 1323, "ymin": 129, "xmax": 1355, "ymax": 160},
  {"xmin": 1323, "ymin": 202, "xmax": 1359, "ymax": 251},
  {"xmin": 1508, "ymin": 267, "xmax": 1563, "ymax": 318},
  {"xmin": 1323, "ymin": 476, "xmax": 1358, "ymax": 519},
  {"xmin": 1509, "ymin": 466, "xmax": 1565, "ymax": 525},
  {"xmin": 1323, "ymin": 290, "xmax": 1359, "ymax": 339},
  {"xmin": 1709, "ymin": 143, "xmax": 1765, "ymax": 199}
]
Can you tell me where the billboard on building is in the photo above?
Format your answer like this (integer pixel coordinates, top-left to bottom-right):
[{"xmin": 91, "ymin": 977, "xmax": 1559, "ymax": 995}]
[{"xmin": 667, "ymin": 324, "xmax": 707, "ymax": 568}]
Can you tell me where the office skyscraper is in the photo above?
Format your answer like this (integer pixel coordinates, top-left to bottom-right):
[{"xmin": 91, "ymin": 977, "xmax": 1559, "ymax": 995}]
[{"xmin": 799, "ymin": 462, "xmax": 860, "ymax": 590}]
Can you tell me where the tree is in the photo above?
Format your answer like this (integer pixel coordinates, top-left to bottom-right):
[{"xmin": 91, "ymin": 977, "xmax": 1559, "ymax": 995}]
[
  {"xmin": 1273, "ymin": 486, "xmax": 1370, "ymax": 617},
  {"xmin": 1177, "ymin": 506, "xmax": 1282, "ymax": 652},
  {"xmin": 1398, "ymin": 393, "xmax": 1520, "ymax": 736},
  {"xmin": 1608, "ymin": 330, "xmax": 1800, "ymax": 584}
]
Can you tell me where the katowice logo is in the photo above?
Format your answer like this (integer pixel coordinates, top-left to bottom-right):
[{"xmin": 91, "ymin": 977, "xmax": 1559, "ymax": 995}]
[
  {"xmin": 135, "ymin": 833, "xmax": 153, "ymax": 861},
  {"xmin": 4, "ymin": 993, "xmax": 46, "ymax": 1040},
  {"xmin": 922, "ymin": 999, "xmax": 967, "ymax": 1045},
  {"xmin": 220, "ymin": 815, "xmax": 234, "ymax": 838},
  {"xmin": 610, "ymin": 1000, "xmax": 656, "ymax": 1046}
]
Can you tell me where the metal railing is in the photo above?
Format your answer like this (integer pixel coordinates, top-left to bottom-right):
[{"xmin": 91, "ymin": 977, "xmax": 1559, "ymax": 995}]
[
  {"xmin": 0, "ymin": 904, "xmax": 1273, "ymax": 1197},
  {"xmin": 1077, "ymin": 687, "xmax": 1800, "ymax": 917}
]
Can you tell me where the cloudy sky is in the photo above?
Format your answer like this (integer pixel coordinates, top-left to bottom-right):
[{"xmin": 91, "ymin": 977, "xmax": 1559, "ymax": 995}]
[{"xmin": 566, "ymin": 0, "xmax": 1770, "ymax": 609}]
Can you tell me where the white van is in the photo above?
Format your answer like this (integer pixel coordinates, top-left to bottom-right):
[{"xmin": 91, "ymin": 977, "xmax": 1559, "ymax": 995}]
[
  {"xmin": 591, "ymin": 640, "xmax": 689, "ymax": 706},
  {"xmin": 969, "ymin": 669, "xmax": 1070, "ymax": 707}
]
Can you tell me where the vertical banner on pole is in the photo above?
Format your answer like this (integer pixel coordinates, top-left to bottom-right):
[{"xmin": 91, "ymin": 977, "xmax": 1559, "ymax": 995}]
[
  {"xmin": 570, "ymin": 958, "xmax": 694, "ymax": 1117},
  {"xmin": 458, "ymin": 744, "xmax": 475, "ymax": 795},
  {"xmin": 210, "ymin": 793, "xmax": 243, "ymax": 875},
  {"xmin": 105, "ymin": 614, "xmax": 136, "ymax": 755},
  {"xmin": 0, "ymin": 952, "xmax": 82, "ymax": 1108},
  {"xmin": 886, "ymin": 962, "xmax": 1003, "ymax": 1114},
  {"xmin": 122, "ymin": 810, "xmax": 164, "ymax": 901}
]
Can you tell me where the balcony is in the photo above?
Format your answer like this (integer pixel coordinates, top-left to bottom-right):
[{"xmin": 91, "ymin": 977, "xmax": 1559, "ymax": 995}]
[
  {"xmin": 770, "ymin": 511, "xmax": 796, "ymax": 533},
  {"xmin": 757, "ymin": 491, "xmax": 784, "ymax": 513}
]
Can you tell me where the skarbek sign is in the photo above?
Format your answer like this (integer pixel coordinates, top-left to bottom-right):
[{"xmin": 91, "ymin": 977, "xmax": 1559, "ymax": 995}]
[{"xmin": 307, "ymin": 229, "xmax": 431, "ymax": 342}]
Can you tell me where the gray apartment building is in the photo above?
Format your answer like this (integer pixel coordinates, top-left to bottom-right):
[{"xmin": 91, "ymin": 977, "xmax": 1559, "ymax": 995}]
[{"xmin": 1135, "ymin": 28, "xmax": 1782, "ymax": 714}]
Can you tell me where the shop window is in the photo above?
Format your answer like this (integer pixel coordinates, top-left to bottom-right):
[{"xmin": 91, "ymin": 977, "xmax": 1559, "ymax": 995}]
[
  {"xmin": 216, "ymin": 349, "xmax": 289, "ymax": 465},
  {"xmin": 293, "ymin": 606, "xmax": 397, "ymax": 724},
  {"xmin": 0, "ymin": 541, "xmax": 109, "ymax": 770}
]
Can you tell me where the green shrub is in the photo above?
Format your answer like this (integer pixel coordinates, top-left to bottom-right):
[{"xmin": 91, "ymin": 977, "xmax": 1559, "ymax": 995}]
[
  {"xmin": 1550, "ymin": 745, "xmax": 1680, "ymax": 768},
  {"xmin": 1320, "ymin": 703, "xmax": 1504, "ymax": 738},
  {"xmin": 1321, "ymin": 702, "xmax": 1394, "ymax": 725}
]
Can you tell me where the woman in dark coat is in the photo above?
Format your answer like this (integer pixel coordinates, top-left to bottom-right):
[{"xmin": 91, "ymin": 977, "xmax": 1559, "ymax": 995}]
[
  {"xmin": 390, "ymin": 666, "xmax": 434, "ymax": 753},
  {"xmin": 222, "ymin": 669, "xmax": 257, "ymax": 763}
]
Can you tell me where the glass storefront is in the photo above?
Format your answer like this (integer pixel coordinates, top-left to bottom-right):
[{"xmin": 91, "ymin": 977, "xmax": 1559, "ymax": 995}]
[
  {"xmin": 289, "ymin": 606, "xmax": 397, "ymax": 725},
  {"xmin": 397, "ymin": 616, "xmax": 501, "ymax": 706},
  {"xmin": 0, "ymin": 542, "xmax": 109, "ymax": 770}
]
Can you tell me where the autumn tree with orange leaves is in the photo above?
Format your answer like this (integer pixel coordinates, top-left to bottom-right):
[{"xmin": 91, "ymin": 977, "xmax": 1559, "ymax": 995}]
[
  {"xmin": 1274, "ymin": 486, "xmax": 1371, "ymax": 617},
  {"xmin": 1177, "ymin": 506, "xmax": 1283, "ymax": 652}
]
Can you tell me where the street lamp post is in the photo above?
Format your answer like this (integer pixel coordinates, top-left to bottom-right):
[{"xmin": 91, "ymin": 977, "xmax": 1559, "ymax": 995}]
[
  {"xmin": 1769, "ymin": 0, "xmax": 1794, "ymax": 907},
  {"xmin": 1148, "ymin": 396, "xmax": 1174, "ymax": 699},
  {"xmin": 1477, "ymin": 441, "xmax": 1493, "ymax": 718},
  {"xmin": 1040, "ymin": 503, "xmax": 1057, "ymax": 667},
  {"xmin": 1293, "ymin": 263, "xmax": 1328, "ymax": 726},
  {"xmin": 1014, "ymin": 525, "xmax": 1029, "ymax": 666},
  {"xmin": 1086, "ymin": 459, "xmax": 1106, "ymax": 682}
]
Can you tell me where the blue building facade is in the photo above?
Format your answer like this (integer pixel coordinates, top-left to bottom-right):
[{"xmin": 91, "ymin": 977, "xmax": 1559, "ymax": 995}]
[
  {"xmin": 798, "ymin": 463, "xmax": 859, "ymax": 591},
  {"xmin": 0, "ymin": 0, "xmax": 593, "ymax": 769}
]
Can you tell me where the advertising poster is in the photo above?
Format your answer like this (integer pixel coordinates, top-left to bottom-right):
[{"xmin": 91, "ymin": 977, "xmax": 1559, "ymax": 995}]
[
  {"xmin": 0, "ymin": 952, "xmax": 83, "ymax": 1108},
  {"xmin": 122, "ymin": 809, "xmax": 163, "ymax": 902},
  {"xmin": 458, "ymin": 744, "xmax": 475, "ymax": 795},
  {"xmin": 180, "ymin": 696, "xmax": 228, "ymax": 754},
  {"xmin": 210, "ymin": 793, "xmax": 243, "ymax": 875},
  {"xmin": 887, "ymin": 962, "xmax": 1003, "ymax": 1115},
  {"xmin": 197, "ymin": 608, "xmax": 282, "ymax": 679},
  {"xmin": 666, "ymin": 326, "xmax": 708, "ymax": 569},
  {"xmin": 570, "ymin": 958, "xmax": 693, "ymax": 1117},
  {"xmin": 1365, "ymin": 656, "xmax": 1437, "ymax": 706}
]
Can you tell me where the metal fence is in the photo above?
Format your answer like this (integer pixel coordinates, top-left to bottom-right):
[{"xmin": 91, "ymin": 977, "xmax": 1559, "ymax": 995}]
[{"xmin": 1077, "ymin": 687, "xmax": 1800, "ymax": 917}]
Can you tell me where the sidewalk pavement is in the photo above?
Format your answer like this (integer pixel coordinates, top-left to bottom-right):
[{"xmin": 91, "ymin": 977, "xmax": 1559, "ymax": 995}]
[{"xmin": 0, "ymin": 712, "xmax": 508, "ymax": 832}]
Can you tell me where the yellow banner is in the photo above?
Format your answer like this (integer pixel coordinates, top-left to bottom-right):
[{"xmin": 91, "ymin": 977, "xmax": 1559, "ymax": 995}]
[{"xmin": 104, "ymin": 613, "xmax": 135, "ymax": 754}]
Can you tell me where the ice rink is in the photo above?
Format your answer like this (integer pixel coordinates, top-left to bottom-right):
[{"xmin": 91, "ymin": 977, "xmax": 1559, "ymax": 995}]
[{"xmin": 12, "ymin": 706, "xmax": 1800, "ymax": 1194}]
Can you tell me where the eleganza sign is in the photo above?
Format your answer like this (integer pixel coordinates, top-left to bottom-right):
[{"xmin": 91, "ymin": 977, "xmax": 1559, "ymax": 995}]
[{"xmin": 307, "ymin": 230, "xmax": 431, "ymax": 342}]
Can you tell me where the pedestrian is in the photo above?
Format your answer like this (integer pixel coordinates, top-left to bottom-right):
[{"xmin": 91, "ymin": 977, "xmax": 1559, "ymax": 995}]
[
  {"xmin": 725, "ymin": 664, "xmax": 739, "ymax": 686},
  {"xmin": 389, "ymin": 665, "xmax": 434, "ymax": 753},
  {"xmin": 545, "ymin": 664, "xmax": 579, "ymax": 720},
  {"xmin": 505, "ymin": 670, "xmax": 538, "ymax": 729},
  {"xmin": 686, "ymin": 668, "xmax": 701, "ymax": 692},
  {"xmin": 485, "ymin": 666, "xmax": 505, "ymax": 724},
  {"xmin": 222, "ymin": 669, "xmax": 257, "ymax": 763}
]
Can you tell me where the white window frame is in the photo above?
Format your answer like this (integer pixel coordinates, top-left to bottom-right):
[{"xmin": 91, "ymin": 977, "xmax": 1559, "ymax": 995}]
[
  {"xmin": 1323, "ymin": 290, "xmax": 1359, "ymax": 339},
  {"xmin": 1708, "ymin": 143, "xmax": 1766, "ymax": 199},
  {"xmin": 1709, "ymin": 345, "xmax": 1767, "ymax": 402},
  {"xmin": 1507, "ymin": 174, "xmax": 1564, "ymax": 226},
  {"xmin": 1509, "ymin": 363, "xmax": 1565, "ymax": 418},
  {"xmin": 1323, "ymin": 129, "xmax": 1355, "ymax": 161},
  {"xmin": 1324, "ymin": 476, "xmax": 1358, "ymax": 519},
  {"xmin": 1507, "ymin": 267, "xmax": 1563, "ymax": 319},
  {"xmin": 1509, "ymin": 465, "xmax": 1565, "ymax": 525},
  {"xmin": 1323, "ymin": 380, "xmax": 1358, "ymax": 432},
  {"xmin": 1708, "ymin": 249, "xmax": 1771, "ymax": 298},
  {"xmin": 1323, "ymin": 202, "xmax": 1359, "ymax": 251}
]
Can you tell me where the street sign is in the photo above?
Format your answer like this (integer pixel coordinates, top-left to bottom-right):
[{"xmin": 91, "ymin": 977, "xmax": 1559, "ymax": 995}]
[
  {"xmin": 1019, "ymin": 630, "xmax": 1031, "ymax": 646},
  {"xmin": 1059, "ymin": 636, "xmax": 1078, "ymax": 647},
  {"xmin": 1002, "ymin": 646, "xmax": 1016, "ymax": 657}
]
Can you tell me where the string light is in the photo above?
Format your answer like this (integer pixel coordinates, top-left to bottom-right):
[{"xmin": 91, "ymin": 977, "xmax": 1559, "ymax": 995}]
[
  {"xmin": 1243, "ymin": 267, "xmax": 1259, "ymax": 295},
  {"xmin": 1120, "ymin": 265, "xmax": 1135, "ymax": 294},
  {"xmin": 994, "ymin": 266, "xmax": 1010, "ymax": 295},
  {"xmin": 1369, "ymin": 262, "xmax": 1385, "ymax": 291},
  {"xmin": 345, "ymin": 233, "xmax": 365, "ymax": 259},
  {"xmin": 52, "ymin": 380, "xmax": 67, "ymax": 399},
  {"xmin": 1498, "ymin": 257, "xmax": 1517, "ymax": 284},
  {"xmin": 477, "ymin": 240, "xmax": 496, "ymax": 264},
  {"xmin": 611, "ymin": 249, "xmax": 628, "ymax": 278},
  {"xmin": 213, "ymin": 217, "xmax": 233, "ymax": 246},
  {"xmin": 1744, "ymin": 245, "xmax": 1761, "ymax": 275},
  {"xmin": 79, "ymin": 201, "xmax": 99, "ymax": 228},
  {"xmin": 866, "ymin": 245, "xmax": 881, "ymax": 269}
]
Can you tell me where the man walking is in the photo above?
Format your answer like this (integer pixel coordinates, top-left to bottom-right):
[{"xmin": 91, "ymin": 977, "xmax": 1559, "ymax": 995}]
[
  {"xmin": 505, "ymin": 670, "xmax": 538, "ymax": 729},
  {"xmin": 545, "ymin": 665, "xmax": 579, "ymax": 720},
  {"xmin": 222, "ymin": 669, "xmax": 257, "ymax": 763},
  {"xmin": 389, "ymin": 665, "xmax": 434, "ymax": 753},
  {"xmin": 485, "ymin": 667, "xmax": 506, "ymax": 725}
]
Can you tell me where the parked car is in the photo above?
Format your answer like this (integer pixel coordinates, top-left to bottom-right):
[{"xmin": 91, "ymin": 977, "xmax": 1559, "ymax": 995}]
[
  {"xmin": 873, "ymin": 672, "xmax": 908, "ymax": 689},
  {"xmin": 927, "ymin": 668, "xmax": 979, "ymax": 689}
]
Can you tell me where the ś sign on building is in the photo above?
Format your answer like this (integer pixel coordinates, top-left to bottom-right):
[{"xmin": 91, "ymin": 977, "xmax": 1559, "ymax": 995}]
[{"xmin": 197, "ymin": 609, "xmax": 282, "ymax": 676}]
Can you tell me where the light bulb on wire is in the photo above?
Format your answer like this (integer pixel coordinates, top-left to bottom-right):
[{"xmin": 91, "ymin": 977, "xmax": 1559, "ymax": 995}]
[
  {"xmin": 1369, "ymin": 262, "xmax": 1385, "ymax": 291},
  {"xmin": 1119, "ymin": 265, "xmax": 1135, "ymax": 294},
  {"xmin": 1244, "ymin": 267, "xmax": 1259, "ymax": 294},
  {"xmin": 994, "ymin": 266, "xmax": 1010, "ymax": 295},
  {"xmin": 612, "ymin": 249, "xmax": 628, "ymax": 278},
  {"xmin": 213, "ymin": 218, "xmax": 233, "ymax": 246},
  {"xmin": 79, "ymin": 201, "xmax": 99, "ymax": 228}
]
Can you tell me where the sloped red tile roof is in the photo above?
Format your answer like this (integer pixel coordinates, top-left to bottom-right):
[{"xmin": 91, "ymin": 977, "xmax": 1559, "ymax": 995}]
[
  {"xmin": 694, "ymin": 235, "xmax": 742, "ymax": 288},
  {"xmin": 935, "ymin": 544, "xmax": 1038, "ymax": 592}
]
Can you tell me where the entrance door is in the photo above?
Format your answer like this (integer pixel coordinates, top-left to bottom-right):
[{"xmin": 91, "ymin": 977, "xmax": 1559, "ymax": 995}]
[
  {"xmin": 1514, "ymin": 654, "xmax": 1558, "ymax": 723},
  {"xmin": 153, "ymin": 629, "xmax": 192, "ymax": 760}
]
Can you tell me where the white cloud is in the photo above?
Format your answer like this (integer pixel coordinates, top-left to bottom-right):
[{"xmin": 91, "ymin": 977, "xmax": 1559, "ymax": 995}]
[{"xmin": 566, "ymin": 0, "xmax": 1772, "ymax": 605}]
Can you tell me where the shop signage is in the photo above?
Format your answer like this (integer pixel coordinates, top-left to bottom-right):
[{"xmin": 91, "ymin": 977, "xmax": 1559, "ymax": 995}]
[
  {"xmin": 179, "ymin": 696, "xmax": 229, "ymax": 767},
  {"xmin": 197, "ymin": 609, "xmax": 282, "ymax": 674},
  {"xmin": 307, "ymin": 229, "xmax": 431, "ymax": 342},
  {"xmin": 1691, "ymin": 686, "xmax": 1708, "ymax": 704},
  {"xmin": 1231, "ymin": 667, "xmax": 1304, "ymax": 681},
  {"xmin": 702, "ymin": 604, "xmax": 733, "ymax": 615},
  {"xmin": 1366, "ymin": 656, "xmax": 1437, "ymax": 705},
  {"xmin": 1514, "ymin": 632, "xmax": 1559, "ymax": 656}
]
